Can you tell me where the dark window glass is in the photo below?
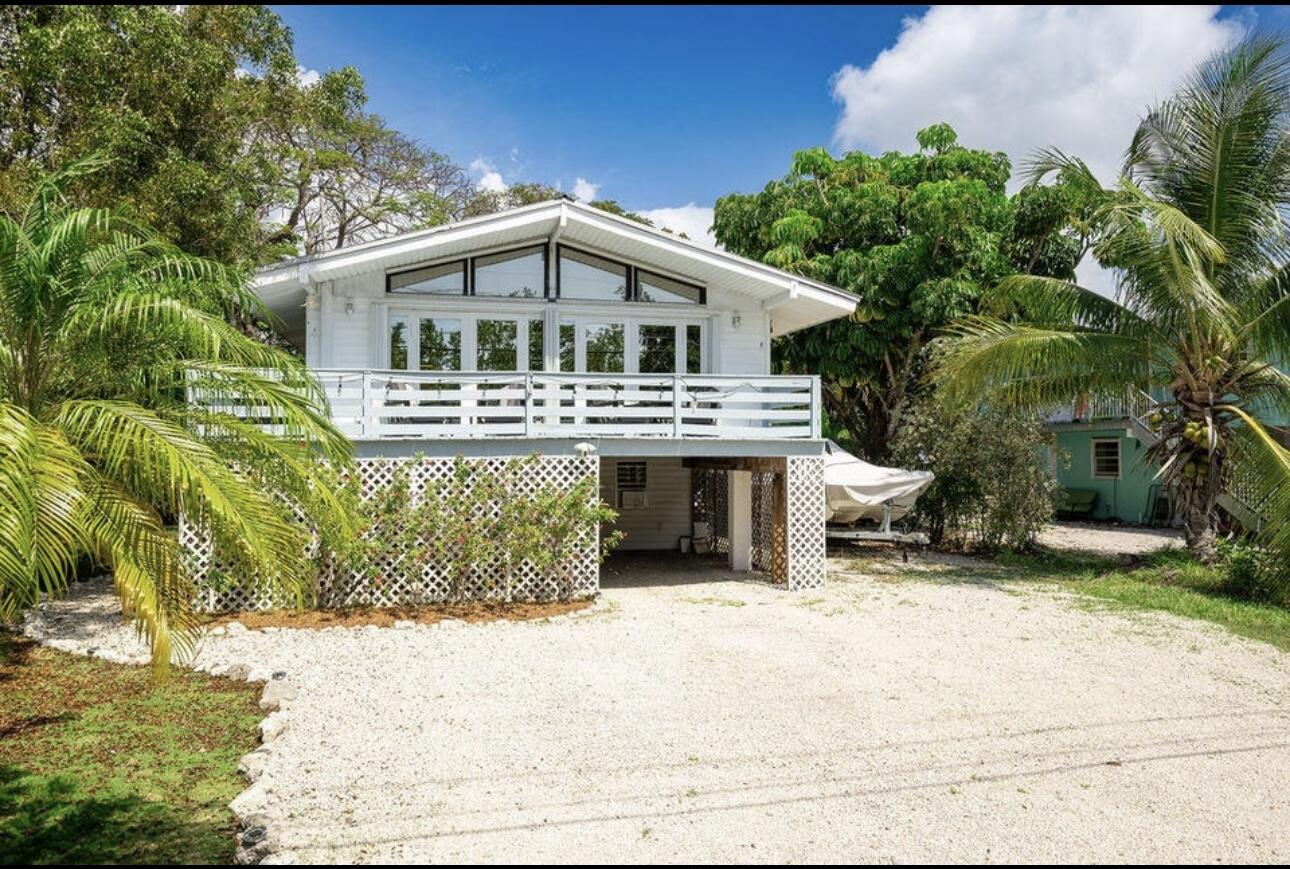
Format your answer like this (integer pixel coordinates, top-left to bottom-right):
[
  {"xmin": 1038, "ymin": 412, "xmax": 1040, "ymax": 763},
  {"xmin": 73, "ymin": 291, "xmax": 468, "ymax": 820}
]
[
  {"xmin": 476, "ymin": 319, "xmax": 518, "ymax": 371},
  {"xmin": 584, "ymin": 323, "xmax": 624, "ymax": 373},
  {"xmin": 388, "ymin": 261, "xmax": 465, "ymax": 295},
  {"xmin": 559, "ymin": 248, "xmax": 629, "ymax": 301},
  {"xmin": 389, "ymin": 318, "xmax": 409, "ymax": 369},
  {"xmin": 1093, "ymin": 440, "xmax": 1121, "ymax": 478},
  {"xmin": 559, "ymin": 323, "xmax": 576, "ymax": 372},
  {"xmin": 474, "ymin": 247, "xmax": 545, "ymax": 298},
  {"xmin": 638, "ymin": 325, "xmax": 676, "ymax": 374},
  {"xmin": 527, "ymin": 319, "xmax": 545, "ymax": 372},
  {"xmin": 419, "ymin": 318, "xmax": 461, "ymax": 371},
  {"xmin": 686, "ymin": 324, "xmax": 702, "ymax": 373},
  {"xmin": 636, "ymin": 270, "xmax": 703, "ymax": 304}
]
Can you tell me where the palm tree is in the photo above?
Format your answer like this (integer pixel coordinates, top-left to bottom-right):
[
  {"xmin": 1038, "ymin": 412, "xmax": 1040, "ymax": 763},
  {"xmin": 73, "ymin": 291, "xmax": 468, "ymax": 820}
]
[
  {"xmin": 0, "ymin": 159, "xmax": 352, "ymax": 672},
  {"xmin": 933, "ymin": 36, "xmax": 1290, "ymax": 566}
]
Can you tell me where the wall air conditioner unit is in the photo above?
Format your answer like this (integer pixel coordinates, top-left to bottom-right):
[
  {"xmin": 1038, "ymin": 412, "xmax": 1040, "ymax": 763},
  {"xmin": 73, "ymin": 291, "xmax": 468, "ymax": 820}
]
[{"xmin": 619, "ymin": 489, "xmax": 648, "ymax": 510}]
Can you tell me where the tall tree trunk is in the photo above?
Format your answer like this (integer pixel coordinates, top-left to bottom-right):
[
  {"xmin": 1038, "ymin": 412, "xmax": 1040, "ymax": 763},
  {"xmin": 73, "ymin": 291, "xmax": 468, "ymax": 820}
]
[
  {"xmin": 861, "ymin": 398, "xmax": 892, "ymax": 464},
  {"xmin": 1181, "ymin": 496, "xmax": 1219, "ymax": 562}
]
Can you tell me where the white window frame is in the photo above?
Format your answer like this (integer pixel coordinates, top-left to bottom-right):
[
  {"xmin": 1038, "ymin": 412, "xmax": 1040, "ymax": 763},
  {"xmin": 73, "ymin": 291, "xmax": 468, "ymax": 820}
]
[{"xmin": 1091, "ymin": 437, "xmax": 1122, "ymax": 480}]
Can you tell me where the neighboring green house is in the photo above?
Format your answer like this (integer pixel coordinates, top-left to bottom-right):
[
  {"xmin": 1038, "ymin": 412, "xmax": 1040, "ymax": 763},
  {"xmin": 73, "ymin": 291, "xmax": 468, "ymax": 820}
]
[
  {"xmin": 1045, "ymin": 392, "xmax": 1166, "ymax": 524},
  {"xmin": 1046, "ymin": 379, "xmax": 1287, "ymax": 526}
]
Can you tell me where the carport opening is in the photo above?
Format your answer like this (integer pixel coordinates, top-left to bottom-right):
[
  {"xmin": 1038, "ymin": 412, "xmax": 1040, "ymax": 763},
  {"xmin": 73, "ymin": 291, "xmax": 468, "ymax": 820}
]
[{"xmin": 597, "ymin": 457, "xmax": 788, "ymax": 588}]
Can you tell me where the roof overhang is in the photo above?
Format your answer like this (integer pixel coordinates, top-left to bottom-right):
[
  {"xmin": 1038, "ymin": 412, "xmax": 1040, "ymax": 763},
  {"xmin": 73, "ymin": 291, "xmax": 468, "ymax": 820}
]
[{"xmin": 254, "ymin": 199, "xmax": 855, "ymax": 337}]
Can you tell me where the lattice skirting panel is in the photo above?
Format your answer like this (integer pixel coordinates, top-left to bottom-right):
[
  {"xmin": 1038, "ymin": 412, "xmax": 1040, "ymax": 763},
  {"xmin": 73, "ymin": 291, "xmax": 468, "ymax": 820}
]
[
  {"xmin": 691, "ymin": 468, "xmax": 730, "ymax": 555},
  {"xmin": 750, "ymin": 471, "xmax": 777, "ymax": 576},
  {"xmin": 785, "ymin": 456, "xmax": 826, "ymax": 590},
  {"xmin": 181, "ymin": 455, "xmax": 600, "ymax": 612}
]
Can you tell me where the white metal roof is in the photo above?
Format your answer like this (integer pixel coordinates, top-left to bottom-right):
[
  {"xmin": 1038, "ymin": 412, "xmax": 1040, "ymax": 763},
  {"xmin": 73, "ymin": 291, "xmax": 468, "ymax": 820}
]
[{"xmin": 255, "ymin": 199, "xmax": 856, "ymax": 337}]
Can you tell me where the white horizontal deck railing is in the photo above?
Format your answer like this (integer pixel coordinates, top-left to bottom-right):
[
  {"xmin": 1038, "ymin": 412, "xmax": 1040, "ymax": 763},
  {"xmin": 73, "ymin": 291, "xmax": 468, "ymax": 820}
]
[{"xmin": 201, "ymin": 369, "xmax": 823, "ymax": 441}]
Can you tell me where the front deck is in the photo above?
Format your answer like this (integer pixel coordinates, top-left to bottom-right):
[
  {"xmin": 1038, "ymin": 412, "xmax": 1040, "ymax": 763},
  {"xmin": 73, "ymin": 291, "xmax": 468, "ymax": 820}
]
[{"xmin": 303, "ymin": 369, "xmax": 823, "ymax": 443}]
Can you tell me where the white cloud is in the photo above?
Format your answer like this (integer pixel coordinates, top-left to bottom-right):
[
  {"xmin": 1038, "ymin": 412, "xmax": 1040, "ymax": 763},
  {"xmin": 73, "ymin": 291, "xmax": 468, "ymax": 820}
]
[
  {"xmin": 832, "ymin": 6, "xmax": 1242, "ymax": 187},
  {"xmin": 295, "ymin": 65, "xmax": 321, "ymax": 88},
  {"xmin": 572, "ymin": 177, "xmax": 600, "ymax": 202},
  {"xmin": 830, "ymin": 5, "xmax": 1244, "ymax": 296},
  {"xmin": 469, "ymin": 158, "xmax": 508, "ymax": 194},
  {"xmin": 636, "ymin": 203, "xmax": 716, "ymax": 247}
]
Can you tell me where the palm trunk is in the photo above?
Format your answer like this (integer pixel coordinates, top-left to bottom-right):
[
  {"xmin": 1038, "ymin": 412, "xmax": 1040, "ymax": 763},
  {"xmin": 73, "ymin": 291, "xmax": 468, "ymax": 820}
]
[{"xmin": 1181, "ymin": 497, "xmax": 1218, "ymax": 562}]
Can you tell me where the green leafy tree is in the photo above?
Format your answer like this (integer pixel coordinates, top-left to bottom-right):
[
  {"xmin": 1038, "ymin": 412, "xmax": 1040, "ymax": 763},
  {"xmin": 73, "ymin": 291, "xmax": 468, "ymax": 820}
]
[
  {"xmin": 0, "ymin": 6, "xmax": 479, "ymax": 265},
  {"xmin": 933, "ymin": 37, "xmax": 1290, "ymax": 565},
  {"xmin": 0, "ymin": 160, "xmax": 352, "ymax": 672},
  {"xmin": 0, "ymin": 6, "xmax": 297, "ymax": 261},
  {"xmin": 713, "ymin": 125, "xmax": 1017, "ymax": 460}
]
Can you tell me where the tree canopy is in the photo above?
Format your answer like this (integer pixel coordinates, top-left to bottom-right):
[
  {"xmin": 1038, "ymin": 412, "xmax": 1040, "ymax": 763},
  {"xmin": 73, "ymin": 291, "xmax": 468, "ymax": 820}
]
[
  {"xmin": 0, "ymin": 6, "xmax": 626, "ymax": 266},
  {"xmin": 714, "ymin": 124, "xmax": 1068, "ymax": 459}
]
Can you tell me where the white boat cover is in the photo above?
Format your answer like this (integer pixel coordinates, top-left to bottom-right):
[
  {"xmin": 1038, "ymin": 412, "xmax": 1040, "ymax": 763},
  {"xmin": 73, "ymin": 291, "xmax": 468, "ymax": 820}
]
[{"xmin": 823, "ymin": 440, "xmax": 935, "ymax": 524}]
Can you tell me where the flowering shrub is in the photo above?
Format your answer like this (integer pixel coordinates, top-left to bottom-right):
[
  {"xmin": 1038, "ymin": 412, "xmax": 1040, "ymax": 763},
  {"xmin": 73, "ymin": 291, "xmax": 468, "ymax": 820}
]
[{"xmin": 329, "ymin": 455, "xmax": 620, "ymax": 602}]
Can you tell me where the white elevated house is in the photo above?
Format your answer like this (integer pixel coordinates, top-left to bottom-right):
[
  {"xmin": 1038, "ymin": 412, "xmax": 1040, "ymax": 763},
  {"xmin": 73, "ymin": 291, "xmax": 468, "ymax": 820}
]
[{"xmin": 242, "ymin": 199, "xmax": 856, "ymax": 600}]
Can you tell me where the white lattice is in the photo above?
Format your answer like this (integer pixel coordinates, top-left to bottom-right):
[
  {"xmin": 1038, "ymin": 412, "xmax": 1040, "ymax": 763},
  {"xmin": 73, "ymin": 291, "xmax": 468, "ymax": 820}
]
[
  {"xmin": 750, "ymin": 471, "xmax": 777, "ymax": 575},
  {"xmin": 691, "ymin": 469, "xmax": 730, "ymax": 555},
  {"xmin": 182, "ymin": 455, "xmax": 600, "ymax": 612},
  {"xmin": 785, "ymin": 456, "xmax": 826, "ymax": 590}
]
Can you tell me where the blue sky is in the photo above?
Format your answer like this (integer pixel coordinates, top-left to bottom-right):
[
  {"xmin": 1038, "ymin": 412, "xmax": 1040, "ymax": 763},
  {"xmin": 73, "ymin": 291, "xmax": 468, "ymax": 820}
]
[{"xmin": 276, "ymin": 5, "xmax": 1285, "ymax": 241}]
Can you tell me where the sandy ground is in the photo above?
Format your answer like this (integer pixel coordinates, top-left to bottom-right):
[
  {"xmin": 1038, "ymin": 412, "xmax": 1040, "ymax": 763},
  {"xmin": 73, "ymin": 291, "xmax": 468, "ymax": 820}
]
[
  {"xmin": 23, "ymin": 548, "xmax": 1289, "ymax": 864},
  {"xmin": 1038, "ymin": 521, "xmax": 1185, "ymax": 557}
]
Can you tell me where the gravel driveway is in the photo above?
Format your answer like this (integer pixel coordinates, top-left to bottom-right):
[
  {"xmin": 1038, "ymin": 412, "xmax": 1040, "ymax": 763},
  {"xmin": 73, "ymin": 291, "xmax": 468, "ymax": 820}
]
[{"xmin": 26, "ymin": 550, "xmax": 1290, "ymax": 863}]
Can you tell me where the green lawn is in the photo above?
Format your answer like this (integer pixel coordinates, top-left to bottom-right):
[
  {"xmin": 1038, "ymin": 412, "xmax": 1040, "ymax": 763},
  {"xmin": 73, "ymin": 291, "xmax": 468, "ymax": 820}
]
[
  {"xmin": 1024, "ymin": 549, "xmax": 1290, "ymax": 652},
  {"xmin": 846, "ymin": 545, "xmax": 1290, "ymax": 652},
  {"xmin": 0, "ymin": 632, "xmax": 261, "ymax": 864}
]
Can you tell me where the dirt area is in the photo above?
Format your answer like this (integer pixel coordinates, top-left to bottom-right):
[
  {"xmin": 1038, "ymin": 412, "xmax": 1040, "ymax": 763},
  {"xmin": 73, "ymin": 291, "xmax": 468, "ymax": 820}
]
[
  {"xmin": 208, "ymin": 598, "xmax": 590, "ymax": 630},
  {"xmin": 23, "ymin": 552, "xmax": 1289, "ymax": 864}
]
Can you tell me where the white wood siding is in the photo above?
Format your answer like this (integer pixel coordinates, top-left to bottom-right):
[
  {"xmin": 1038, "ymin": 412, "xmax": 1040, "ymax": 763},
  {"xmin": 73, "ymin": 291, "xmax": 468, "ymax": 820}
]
[{"xmin": 600, "ymin": 458, "xmax": 692, "ymax": 551}]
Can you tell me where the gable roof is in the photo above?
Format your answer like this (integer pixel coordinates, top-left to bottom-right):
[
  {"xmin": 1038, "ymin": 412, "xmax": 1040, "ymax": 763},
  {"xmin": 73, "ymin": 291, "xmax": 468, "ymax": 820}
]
[{"xmin": 255, "ymin": 199, "xmax": 856, "ymax": 336}]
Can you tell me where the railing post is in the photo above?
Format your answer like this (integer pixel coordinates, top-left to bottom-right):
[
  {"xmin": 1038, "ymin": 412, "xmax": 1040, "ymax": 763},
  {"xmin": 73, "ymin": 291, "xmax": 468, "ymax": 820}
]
[
  {"xmin": 360, "ymin": 371, "xmax": 372, "ymax": 439},
  {"xmin": 810, "ymin": 376, "xmax": 822, "ymax": 439},
  {"xmin": 524, "ymin": 371, "xmax": 534, "ymax": 436},
  {"xmin": 673, "ymin": 373, "xmax": 683, "ymax": 438}
]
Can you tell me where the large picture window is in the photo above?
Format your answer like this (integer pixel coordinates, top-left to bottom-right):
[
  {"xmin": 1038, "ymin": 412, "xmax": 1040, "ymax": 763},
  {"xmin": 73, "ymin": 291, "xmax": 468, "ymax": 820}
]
[
  {"xmin": 476, "ymin": 319, "xmax": 518, "ymax": 371},
  {"xmin": 636, "ymin": 270, "xmax": 703, "ymax": 305},
  {"xmin": 473, "ymin": 246, "xmax": 546, "ymax": 298},
  {"xmin": 388, "ymin": 260, "xmax": 466, "ymax": 295},
  {"xmin": 419, "ymin": 318, "xmax": 462, "ymax": 371},
  {"xmin": 584, "ymin": 323, "xmax": 625, "ymax": 372},
  {"xmin": 559, "ymin": 247, "xmax": 629, "ymax": 301},
  {"xmin": 638, "ymin": 324, "xmax": 677, "ymax": 374}
]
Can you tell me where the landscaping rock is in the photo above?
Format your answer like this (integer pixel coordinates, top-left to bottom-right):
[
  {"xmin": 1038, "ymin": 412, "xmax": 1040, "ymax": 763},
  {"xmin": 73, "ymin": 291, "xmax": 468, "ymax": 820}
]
[
  {"xmin": 238, "ymin": 748, "xmax": 272, "ymax": 783},
  {"xmin": 217, "ymin": 662, "xmax": 252, "ymax": 681},
  {"xmin": 259, "ymin": 712, "xmax": 288, "ymax": 743},
  {"xmin": 225, "ymin": 622, "xmax": 249, "ymax": 635},
  {"xmin": 259, "ymin": 679, "xmax": 298, "ymax": 711},
  {"xmin": 393, "ymin": 619, "xmax": 415, "ymax": 630}
]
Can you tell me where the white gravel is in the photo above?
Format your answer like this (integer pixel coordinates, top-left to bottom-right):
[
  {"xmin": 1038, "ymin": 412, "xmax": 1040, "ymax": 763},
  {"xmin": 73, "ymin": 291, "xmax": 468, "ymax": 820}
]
[{"xmin": 23, "ymin": 553, "xmax": 1290, "ymax": 864}]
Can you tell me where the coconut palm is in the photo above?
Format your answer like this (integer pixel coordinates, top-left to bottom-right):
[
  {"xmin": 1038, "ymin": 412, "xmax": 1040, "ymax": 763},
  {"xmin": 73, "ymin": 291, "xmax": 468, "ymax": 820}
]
[
  {"xmin": 0, "ymin": 158, "xmax": 352, "ymax": 672},
  {"xmin": 933, "ymin": 36, "xmax": 1290, "ymax": 566}
]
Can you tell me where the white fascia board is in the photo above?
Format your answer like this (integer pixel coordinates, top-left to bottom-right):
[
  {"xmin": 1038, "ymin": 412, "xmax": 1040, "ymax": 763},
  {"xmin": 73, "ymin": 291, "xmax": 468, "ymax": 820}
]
[{"xmin": 310, "ymin": 209, "xmax": 559, "ymax": 280}]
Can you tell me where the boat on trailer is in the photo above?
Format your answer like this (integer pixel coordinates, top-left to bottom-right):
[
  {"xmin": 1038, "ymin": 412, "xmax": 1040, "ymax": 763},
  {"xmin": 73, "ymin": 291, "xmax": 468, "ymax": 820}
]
[{"xmin": 823, "ymin": 440, "xmax": 934, "ymax": 545}]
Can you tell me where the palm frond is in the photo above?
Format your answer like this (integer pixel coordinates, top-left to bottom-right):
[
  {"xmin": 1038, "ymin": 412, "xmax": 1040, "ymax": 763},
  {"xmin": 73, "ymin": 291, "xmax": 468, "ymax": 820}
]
[
  {"xmin": 1223, "ymin": 405, "xmax": 1290, "ymax": 579},
  {"xmin": 933, "ymin": 317, "xmax": 1151, "ymax": 413}
]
